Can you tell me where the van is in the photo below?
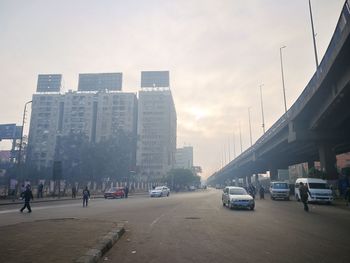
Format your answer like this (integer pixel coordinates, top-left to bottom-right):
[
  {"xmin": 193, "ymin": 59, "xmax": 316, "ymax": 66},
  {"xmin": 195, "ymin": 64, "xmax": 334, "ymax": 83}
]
[
  {"xmin": 295, "ymin": 178, "xmax": 333, "ymax": 203},
  {"xmin": 269, "ymin": 181, "xmax": 290, "ymax": 200}
]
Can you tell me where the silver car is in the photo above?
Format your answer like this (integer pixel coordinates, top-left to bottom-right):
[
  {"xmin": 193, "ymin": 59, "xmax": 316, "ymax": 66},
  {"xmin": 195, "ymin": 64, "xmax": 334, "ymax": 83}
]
[
  {"xmin": 222, "ymin": 186, "xmax": 255, "ymax": 210},
  {"xmin": 150, "ymin": 186, "xmax": 170, "ymax": 197}
]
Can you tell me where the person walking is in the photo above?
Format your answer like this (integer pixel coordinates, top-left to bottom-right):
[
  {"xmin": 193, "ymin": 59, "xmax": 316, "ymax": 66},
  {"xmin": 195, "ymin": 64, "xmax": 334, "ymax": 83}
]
[
  {"xmin": 345, "ymin": 186, "xmax": 350, "ymax": 206},
  {"xmin": 72, "ymin": 185, "xmax": 77, "ymax": 198},
  {"xmin": 20, "ymin": 185, "xmax": 33, "ymax": 213},
  {"xmin": 299, "ymin": 182, "xmax": 312, "ymax": 212},
  {"xmin": 124, "ymin": 185, "xmax": 129, "ymax": 198},
  {"xmin": 82, "ymin": 186, "xmax": 90, "ymax": 207},
  {"xmin": 37, "ymin": 182, "xmax": 44, "ymax": 198},
  {"xmin": 259, "ymin": 185, "xmax": 265, "ymax": 199}
]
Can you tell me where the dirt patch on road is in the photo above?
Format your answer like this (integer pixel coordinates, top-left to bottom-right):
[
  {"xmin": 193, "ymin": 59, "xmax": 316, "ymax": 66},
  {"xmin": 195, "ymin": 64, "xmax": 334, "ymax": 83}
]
[{"xmin": 0, "ymin": 218, "xmax": 118, "ymax": 263}]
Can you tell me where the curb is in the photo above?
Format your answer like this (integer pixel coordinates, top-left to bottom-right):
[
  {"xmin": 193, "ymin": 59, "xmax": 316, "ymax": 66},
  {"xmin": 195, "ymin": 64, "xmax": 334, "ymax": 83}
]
[
  {"xmin": 0, "ymin": 196, "xmax": 104, "ymax": 206},
  {"xmin": 75, "ymin": 224, "xmax": 125, "ymax": 263}
]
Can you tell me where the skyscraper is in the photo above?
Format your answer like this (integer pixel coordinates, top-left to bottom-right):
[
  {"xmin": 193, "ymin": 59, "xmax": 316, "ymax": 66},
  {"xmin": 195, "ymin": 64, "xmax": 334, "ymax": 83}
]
[{"xmin": 137, "ymin": 71, "xmax": 177, "ymax": 180}]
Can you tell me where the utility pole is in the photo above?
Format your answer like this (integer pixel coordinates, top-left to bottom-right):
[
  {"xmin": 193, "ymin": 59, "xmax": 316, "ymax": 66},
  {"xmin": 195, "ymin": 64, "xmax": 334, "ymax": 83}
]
[
  {"xmin": 232, "ymin": 132, "xmax": 236, "ymax": 159},
  {"xmin": 259, "ymin": 84, "xmax": 266, "ymax": 134},
  {"xmin": 280, "ymin": 46, "xmax": 287, "ymax": 113},
  {"xmin": 239, "ymin": 122, "xmax": 243, "ymax": 153},
  {"xmin": 228, "ymin": 138, "xmax": 231, "ymax": 161},
  {"xmin": 248, "ymin": 107, "xmax": 253, "ymax": 146},
  {"xmin": 308, "ymin": 0, "xmax": 319, "ymax": 69}
]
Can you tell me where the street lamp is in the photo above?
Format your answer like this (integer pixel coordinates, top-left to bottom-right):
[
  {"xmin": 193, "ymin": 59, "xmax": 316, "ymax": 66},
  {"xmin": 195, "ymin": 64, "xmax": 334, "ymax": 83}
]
[
  {"xmin": 17, "ymin": 100, "xmax": 32, "ymax": 166},
  {"xmin": 280, "ymin": 45, "xmax": 287, "ymax": 113},
  {"xmin": 259, "ymin": 84, "xmax": 266, "ymax": 134},
  {"xmin": 308, "ymin": 0, "xmax": 319, "ymax": 69},
  {"xmin": 248, "ymin": 107, "xmax": 253, "ymax": 146},
  {"xmin": 239, "ymin": 121, "xmax": 243, "ymax": 153}
]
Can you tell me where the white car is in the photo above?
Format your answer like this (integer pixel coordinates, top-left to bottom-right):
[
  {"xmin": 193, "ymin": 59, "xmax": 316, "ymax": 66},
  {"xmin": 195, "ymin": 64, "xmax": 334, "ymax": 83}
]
[
  {"xmin": 295, "ymin": 178, "xmax": 333, "ymax": 203},
  {"xmin": 222, "ymin": 186, "xmax": 255, "ymax": 210},
  {"xmin": 270, "ymin": 181, "xmax": 290, "ymax": 200},
  {"xmin": 150, "ymin": 186, "xmax": 170, "ymax": 197}
]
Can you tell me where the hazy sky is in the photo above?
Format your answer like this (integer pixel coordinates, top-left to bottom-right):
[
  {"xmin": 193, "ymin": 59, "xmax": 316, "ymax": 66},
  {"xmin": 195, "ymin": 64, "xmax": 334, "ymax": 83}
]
[{"xmin": 0, "ymin": 0, "xmax": 346, "ymax": 178}]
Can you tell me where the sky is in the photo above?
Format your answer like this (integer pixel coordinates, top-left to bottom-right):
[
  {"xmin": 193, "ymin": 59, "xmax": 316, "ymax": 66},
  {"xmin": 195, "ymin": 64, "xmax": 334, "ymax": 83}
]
[{"xmin": 0, "ymin": 0, "xmax": 346, "ymax": 179}]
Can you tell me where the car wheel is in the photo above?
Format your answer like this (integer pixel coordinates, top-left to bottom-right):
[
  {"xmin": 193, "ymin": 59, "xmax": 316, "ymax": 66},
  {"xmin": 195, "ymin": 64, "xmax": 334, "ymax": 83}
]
[
  {"xmin": 250, "ymin": 205, "xmax": 255, "ymax": 211},
  {"xmin": 286, "ymin": 197, "xmax": 290, "ymax": 201},
  {"xmin": 167, "ymin": 192, "xmax": 169, "ymax": 197},
  {"xmin": 222, "ymin": 199, "xmax": 225, "ymax": 206}
]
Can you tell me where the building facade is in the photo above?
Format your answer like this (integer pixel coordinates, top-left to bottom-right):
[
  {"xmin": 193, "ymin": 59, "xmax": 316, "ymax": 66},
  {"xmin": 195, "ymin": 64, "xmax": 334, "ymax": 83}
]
[
  {"xmin": 175, "ymin": 146, "xmax": 193, "ymax": 169},
  {"xmin": 28, "ymin": 74, "xmax": 137, "ymax": 169},
  {"xmin": 136, "ymin": 71, "xmax": 177, "ymax": 180}
]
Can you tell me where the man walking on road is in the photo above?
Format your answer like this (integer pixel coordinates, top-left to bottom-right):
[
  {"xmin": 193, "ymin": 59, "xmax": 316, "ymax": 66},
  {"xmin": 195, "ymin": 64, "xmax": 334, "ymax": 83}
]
[
  {"xmin": 20, "ymin": 185, "xmax": 33, "ymax": 213},
  {"xmin": 82, "ymin": 186, "xmax": 90, "ymax": 207},
  {"xmin": 299, "ymin": 182, "xmax": 312, "ymax": 212},
  {"xmin": 124, "ymin": 185, "xmax": 129, "ymax": 198}
]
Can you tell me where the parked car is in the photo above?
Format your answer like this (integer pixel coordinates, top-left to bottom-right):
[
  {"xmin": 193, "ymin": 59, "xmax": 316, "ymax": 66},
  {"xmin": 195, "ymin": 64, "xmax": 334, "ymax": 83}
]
[
  {"xmin": 150, "ymin": 186, "xmax": 170, "ymax": 197},
  {"xmin": 269, "ymin": 181, "xmax": 290, "ymax": 200},
  {"xmin": 222, "ymin": 186, "xmax": 255, "ymax": 210},
  {"xmin": 104, "ymin": 187, "xmax": 125, "ymax": 199},
  {"xmin": 295, "ymin": 178, "xmax": 333, "ymax": 203}
]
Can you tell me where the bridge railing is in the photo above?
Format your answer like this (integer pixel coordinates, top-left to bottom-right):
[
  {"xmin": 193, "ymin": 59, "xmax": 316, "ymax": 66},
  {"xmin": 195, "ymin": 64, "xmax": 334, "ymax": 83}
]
[{"xmin": 216, "ymin": 0, "xmax": 350, "ymax": 176}]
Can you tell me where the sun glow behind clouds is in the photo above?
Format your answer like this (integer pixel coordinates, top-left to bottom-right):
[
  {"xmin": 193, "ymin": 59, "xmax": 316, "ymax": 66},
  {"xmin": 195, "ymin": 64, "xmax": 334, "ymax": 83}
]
[{"xmin": 189, "ymin": 106, "xmax": 209, "ymax": 121}]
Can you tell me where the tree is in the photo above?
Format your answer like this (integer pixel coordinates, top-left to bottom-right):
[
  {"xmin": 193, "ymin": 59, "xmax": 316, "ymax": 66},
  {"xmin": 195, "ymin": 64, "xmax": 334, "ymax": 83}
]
[{"xmin": 166, "ymin": 168, "xmax": 201, "ymax": 190}]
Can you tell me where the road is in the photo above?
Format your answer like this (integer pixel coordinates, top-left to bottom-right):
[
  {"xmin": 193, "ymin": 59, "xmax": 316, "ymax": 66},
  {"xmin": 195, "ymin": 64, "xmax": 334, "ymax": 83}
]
[{"xmin": 0, "ymin": 189, "xmax": 349, "ymax": 263}]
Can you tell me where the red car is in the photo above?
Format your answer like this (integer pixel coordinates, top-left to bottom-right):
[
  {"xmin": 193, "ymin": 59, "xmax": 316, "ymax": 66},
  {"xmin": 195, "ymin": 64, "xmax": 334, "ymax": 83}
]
[{"xmin": 104, "ymin": 187, "xmax": 125, "ymax": 199}]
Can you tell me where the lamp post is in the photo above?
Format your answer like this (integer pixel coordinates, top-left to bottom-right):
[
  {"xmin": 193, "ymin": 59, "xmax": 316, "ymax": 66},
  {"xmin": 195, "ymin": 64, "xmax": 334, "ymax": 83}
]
[
  {"xmin": 17, "ymin": 100, "xmax": 32, "ymax": 166},
  {"xmin": 248, "ymin": 107, "xmax": 253, "ymax": 146},
  {"xmin": 259, "ymin": 84, "xmax": 266, "ymax": 134},
  {"xmin": 239, "ymin": 122, "xmax": 243, "ymax": 154},
  {"xmin": 308, "ymin": 0, "xmax": 319, "ymax": 69},
  {"xmin": 280, "ymin": 45, "xmax": 287, "ymax": 113}
]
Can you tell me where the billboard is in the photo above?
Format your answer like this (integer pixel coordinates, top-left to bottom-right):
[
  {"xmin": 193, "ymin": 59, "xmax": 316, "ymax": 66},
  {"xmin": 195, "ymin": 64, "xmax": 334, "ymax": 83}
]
[
  {"xmin": 37, "ymin": 74, "xmax": 62, "ymax": 92},
  {"xmin": 0, "ymin": 124, "xmax": 16, "ymax": 140},
  {"xmin": 141, "ymin": 71, "xmax": 169, "ymax": 88}
]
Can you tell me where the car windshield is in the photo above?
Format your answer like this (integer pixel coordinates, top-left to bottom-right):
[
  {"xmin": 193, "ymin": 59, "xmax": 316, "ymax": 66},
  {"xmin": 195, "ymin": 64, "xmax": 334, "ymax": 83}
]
[
  {"xmin": 108, "ymin": 188, "xmax": 117, "ymax": 191},
  {"xmin": 309, "ymin": 183, "xmax": 329, "ymax": 189},
  {"xmin": 273, "ymin": 183, "xmax": 288, "ymax": 189},
  {"xmin": 229, "ymin": 189, "xmax": 247, "ymax": 195},
  {"xmin": 155, "ymin": 187, "xmax": 163, "ymax": 190}
]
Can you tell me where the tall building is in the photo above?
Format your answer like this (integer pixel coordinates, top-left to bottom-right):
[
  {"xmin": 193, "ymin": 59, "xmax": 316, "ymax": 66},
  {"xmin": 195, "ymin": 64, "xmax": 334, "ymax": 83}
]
[
  {"xmin": 28, "ymin": 73, "xmax": 137, "ymax": 169},
  {"xmin": 78, "ymin": 73, "xmax": 122, "ymax": 91},
  {"xmin": 137, "ymin": 71, "xmax": 177, "ymax": 180},
  {"xmin": 175, "ymin": 146, "xmax": 193, "ymax": 169},
  {"xmin": 37, "ymin": 74, "xmax": 62, "ymax": 92}
]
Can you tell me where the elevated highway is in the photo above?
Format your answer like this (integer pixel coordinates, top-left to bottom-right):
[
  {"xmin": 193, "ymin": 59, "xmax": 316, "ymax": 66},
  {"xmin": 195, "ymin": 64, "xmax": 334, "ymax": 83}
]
[{"xmin": 208, "ymin": 1, "xmax": 350, "ymax": 185}]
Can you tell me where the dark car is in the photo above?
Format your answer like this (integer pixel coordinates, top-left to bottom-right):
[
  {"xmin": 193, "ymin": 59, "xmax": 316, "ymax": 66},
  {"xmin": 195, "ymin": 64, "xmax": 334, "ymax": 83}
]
[{"xmin": 104, "ymin": 187, "xmax": 125, "ymax": 199}]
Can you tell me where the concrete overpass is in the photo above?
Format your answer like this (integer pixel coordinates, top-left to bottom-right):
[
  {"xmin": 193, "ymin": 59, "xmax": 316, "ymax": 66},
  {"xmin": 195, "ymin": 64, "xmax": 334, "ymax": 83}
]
[{"xmin": 208, "ymin": 1, "xmax": 350, "ymax": 185}]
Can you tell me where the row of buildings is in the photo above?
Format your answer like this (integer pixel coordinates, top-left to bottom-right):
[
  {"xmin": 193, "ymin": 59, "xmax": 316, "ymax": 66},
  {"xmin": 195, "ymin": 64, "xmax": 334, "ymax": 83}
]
[{"xmin": 27, "ymin": 71, "xmax": 193, "ymax": 181}]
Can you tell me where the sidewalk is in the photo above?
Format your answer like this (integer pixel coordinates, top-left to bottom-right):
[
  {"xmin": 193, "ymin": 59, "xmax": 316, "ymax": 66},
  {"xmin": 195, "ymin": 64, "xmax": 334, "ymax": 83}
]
[
  {"xmin": 0, "ymin": 218, "xmax": 124, "ymax": 263},
  {"xmin": 0, "ymin": 191, "xmax": 149, "ymax": 206}
]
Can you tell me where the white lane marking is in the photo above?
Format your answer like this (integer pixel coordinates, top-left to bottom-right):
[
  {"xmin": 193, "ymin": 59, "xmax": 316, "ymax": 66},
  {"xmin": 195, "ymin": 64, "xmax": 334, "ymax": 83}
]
[{"xmin": 150, "ymin": 213, "xmax": 165, "ymax": 228}]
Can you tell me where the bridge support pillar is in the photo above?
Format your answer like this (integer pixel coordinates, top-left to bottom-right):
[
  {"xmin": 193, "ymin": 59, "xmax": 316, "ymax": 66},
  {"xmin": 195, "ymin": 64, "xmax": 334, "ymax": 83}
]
[
  {"xmin": 307, "ymin": 160, "xmax": 314, "ymax": 170},
  {"xmin": 269, "ymin": 168, "xmax": 278, "ymax": 181},
  {"xmin": 255, "ymin": 174, "xmax": 259, "ymax": 185},
  {"xmin": 246, "ymin": 175, "xmax": 252, "ymax": 185},
  {"xmin": 318, "ymin": 143, "xmax": 338, "ymax": 180}
]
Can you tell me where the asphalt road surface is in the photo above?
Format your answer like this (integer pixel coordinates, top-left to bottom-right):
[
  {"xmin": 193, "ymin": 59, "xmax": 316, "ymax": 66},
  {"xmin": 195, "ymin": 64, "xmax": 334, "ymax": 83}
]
[{"xmin": 1, "ymin": 189, "xmax": 349, "ymax": 263}]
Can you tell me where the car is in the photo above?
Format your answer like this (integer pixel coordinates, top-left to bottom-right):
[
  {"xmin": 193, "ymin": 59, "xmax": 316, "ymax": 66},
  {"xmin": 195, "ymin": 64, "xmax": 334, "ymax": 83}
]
[
  {"xmin": 269, "ymin": 181, "xmax": 290, "ymax": 200},
  {"xmin": 150, "ymin": 186, "xmax": 170, "ymax": 197},
  {"xmin": 104, "ymin": 187, "xmax": 125, "ymax": 199},
  {"xmin": 295, "ymin": 178, "xmax": 333, "ymax": 204},
  {"xmin": 222, "ymin": 186, "xmax": 255, "ymax": 210}
]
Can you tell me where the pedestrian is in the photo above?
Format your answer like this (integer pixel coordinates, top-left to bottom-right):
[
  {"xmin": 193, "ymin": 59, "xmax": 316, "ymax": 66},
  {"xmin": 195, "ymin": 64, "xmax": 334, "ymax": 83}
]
[
  {"xmin": 299, "ymin": 182, "xmax": 312, "ymax": 212},
  {"xmin": 72, "ymin": 185, "xmax": 77, "ymax": 198},
  {"xmin": 259, "ymin": 185, "xmax": 265, "ymax": 199},
  {"xmin": 82, "ymin": 186, "xmax": 90, "ymax": 207},
  {"xmin": 345, "ymin": 186, "xmax": 350, "ymax": 206},
  {"xmin": 37, "ymin": 182, "xmax": 44, "ymax": 198},
  {"xmin": 20, "ymin": 184, "xmax": 26, "ymax": 199},
  {"xmin": 124, "ymin": 185, "xmax": 129, "ymax": 198},
  {"xmin": 20, "ymin": 185, "xmax": 33, "ymax": 213}
]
